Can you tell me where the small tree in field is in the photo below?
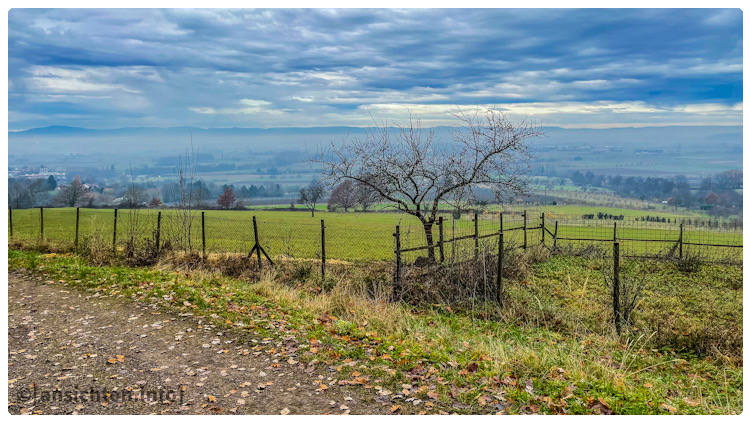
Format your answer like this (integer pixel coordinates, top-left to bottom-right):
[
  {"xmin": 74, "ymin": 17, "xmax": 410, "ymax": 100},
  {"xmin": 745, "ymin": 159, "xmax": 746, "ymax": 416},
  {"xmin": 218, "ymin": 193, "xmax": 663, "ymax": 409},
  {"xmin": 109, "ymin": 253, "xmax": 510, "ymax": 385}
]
[
  {"xmin": 217, "ymin": 187, "xmax": 236, "ymax": 209},
  {"xmin": 299, "ymin": 182, "xmax": 325, "ymax": 217},
  {"xmin": 353, "ymin": 180, "xmax": 379, "ymax": 211},
  {"xmin": 54, "ymin": 176, "xmax": 91, "ymax": 207},
  {"xmin": 328, "ymin": 180, "xmax": 357, "ymax": 212},
  {"xmin": 310, "ymin": 107, "xmax": 542, "ymax": 261},
  {"xmin": 149, "ymin": 196, "xmax": 163, "ymax": 208}
]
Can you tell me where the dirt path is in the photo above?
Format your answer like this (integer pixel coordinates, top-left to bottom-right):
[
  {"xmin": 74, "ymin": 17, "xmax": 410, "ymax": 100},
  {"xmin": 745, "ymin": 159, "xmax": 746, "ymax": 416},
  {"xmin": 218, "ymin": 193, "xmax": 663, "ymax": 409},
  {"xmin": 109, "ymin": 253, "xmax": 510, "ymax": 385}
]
[{"xmin": 8, "ymin": 271, "xmax": 389, "ymax": 415}]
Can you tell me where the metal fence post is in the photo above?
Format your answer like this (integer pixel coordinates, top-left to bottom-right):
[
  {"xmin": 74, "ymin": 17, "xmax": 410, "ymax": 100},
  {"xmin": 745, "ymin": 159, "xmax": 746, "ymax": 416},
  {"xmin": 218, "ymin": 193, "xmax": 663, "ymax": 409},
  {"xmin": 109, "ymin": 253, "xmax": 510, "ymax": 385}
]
[
  {"xmin": 451, "ymin": 217, "xmax": 456, "ymax": 262},
  {"xmin": 613, "ymin": 241, "xmax": 621, "ymax": 336},
  {"xmin": 500, "ymin": 212, "xmax": 503, "ymax": 233},
  {"xmin": 253, "ymin": 215, "xmax": 262, "ymax": 269},
  {"xmin": 613, "ymin": 222, "xmax": 617, "ymax": 242},
  {"xmin": 497, "ymin": 232, "xmax": 504, "ymax": 304},
  {"xmin": 202, "ymin": 211, "xmax": 206, "ymax": 259},
  {"xmin": 75, "ymin": 207, "xmax": 80, "ymax": 252},
  {"xmin": 438, "ymin": 216, "xmax": 445, "ymax": 263},
  {"xmin": 553, "ymin": 221, "xmax": 558, "ymax": 249},
  {"xmin": 321, "ymin": 219, "xmax": 326, "ymax": 282},
  {"xmin": 474, "ymin": 210, "xmax": 479, "ymax": 260},
  {"xmin": 8, "ymin": 206, "xmax": 12, "ymax": 239},
  {"xmin": 156, "ymin": 211, "xmax": 162, "ymax": 252},
  {"xmin": 523, "ymin": 210, "xmax": 527, "ymax": 250},
  {"xmin": 40, "ymin": 207, "xmax": 44, "ymax": 240},
  {"xmin": 679, "ymin": 223, "xmax": 684, "ymax": 260},
  {"xmin": 541, "ymin": 212, "xmax": 545, "ymax": 244},
  {"xmin": 112, "ymin": 208, "xmax": 118, "ymax": 251},
  {"xmin": 393, "ymin": 225, "xmax": 401, "ymax": 300}
]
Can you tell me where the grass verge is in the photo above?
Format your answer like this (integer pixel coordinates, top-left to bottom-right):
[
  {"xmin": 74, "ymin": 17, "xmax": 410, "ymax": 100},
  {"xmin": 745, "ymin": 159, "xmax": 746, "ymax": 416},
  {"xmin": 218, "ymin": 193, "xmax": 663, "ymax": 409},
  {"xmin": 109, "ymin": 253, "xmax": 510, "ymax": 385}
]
[{"xmin": 8, "ymin": 249, "xmax": 742, "ymax": 414}]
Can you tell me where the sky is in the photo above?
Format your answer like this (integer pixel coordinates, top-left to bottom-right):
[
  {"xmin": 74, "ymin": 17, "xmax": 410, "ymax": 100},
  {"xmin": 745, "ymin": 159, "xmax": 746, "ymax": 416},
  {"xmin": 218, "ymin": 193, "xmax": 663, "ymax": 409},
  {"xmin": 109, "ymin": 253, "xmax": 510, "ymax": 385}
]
[{"xmin": 7, "ymin": 8, "xmax": 744, "ymax": 130}]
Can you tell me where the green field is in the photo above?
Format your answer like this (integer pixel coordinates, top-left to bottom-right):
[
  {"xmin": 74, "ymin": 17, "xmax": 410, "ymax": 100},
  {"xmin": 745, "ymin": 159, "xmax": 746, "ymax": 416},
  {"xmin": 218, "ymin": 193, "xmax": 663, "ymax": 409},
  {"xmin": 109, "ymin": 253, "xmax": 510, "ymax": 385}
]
[{"xmin": 8, "ymin": 207, "xmax": 742, "ymax": 263}]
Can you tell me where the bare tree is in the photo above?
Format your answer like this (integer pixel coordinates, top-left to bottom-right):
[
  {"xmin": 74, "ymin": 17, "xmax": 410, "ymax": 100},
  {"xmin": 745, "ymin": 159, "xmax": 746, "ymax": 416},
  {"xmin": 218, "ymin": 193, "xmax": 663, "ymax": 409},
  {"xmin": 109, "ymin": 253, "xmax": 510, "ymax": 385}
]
[
  {"xmin": 299, "ymin": 182, "xmax": 326, "ymax": 217},
  {"xmin": 27, "ymin": 179, "xmax": 47, "ymax": 207},
  {"xmin": 149, "ymin": 196, "xmax": 164, "ymax": 208},
  {"xmin": 310, "ymin": 107, "xmax": 542, "ymax": 260},
  {"xmin": 353, "ymin": 180, "xmax": 379, "ymax": 211},
  {"xmin": 8, "ymin": 179, "xmax": 32, "ymax": 209},
  {"xmin": 217, "ymin": 187, "xmax": 236, "ymax": 209},
  {"xmin": 327, "ymin": 180, "xmax": 357, "ymax": 212},
  {"xmin": 53, "ymin": 176, "xmax": 91, "ymax": 207},
  {"xmin": 123, "ymin": 166, "xmax": 149, "ymax": 253},
  {"xmin": 165, "ymin": 142, "xmax": 201, "ymax": 251}
]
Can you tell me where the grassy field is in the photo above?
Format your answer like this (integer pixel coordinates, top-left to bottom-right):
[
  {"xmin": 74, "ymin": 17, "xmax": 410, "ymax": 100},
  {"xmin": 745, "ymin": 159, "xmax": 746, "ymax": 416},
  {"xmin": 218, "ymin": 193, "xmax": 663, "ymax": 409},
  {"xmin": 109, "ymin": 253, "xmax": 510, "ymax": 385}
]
[
  {"xmin": 8, "ymin": 207, "xmax": 742, "ymax": 263},
  {"xmin": 7, "ymin": 250, "xmax": 742, "ymax": 414}
]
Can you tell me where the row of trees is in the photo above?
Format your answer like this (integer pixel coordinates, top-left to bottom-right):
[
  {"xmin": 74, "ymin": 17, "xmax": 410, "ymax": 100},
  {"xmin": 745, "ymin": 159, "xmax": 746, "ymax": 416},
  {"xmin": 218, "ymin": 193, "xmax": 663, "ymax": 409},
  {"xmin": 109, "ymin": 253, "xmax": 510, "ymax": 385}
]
[
  {"xmin": 8, "ymin": 176, "xmax": 58, "ymax": 208},
  {"xmin": 568, "ymin": 170, "xmax": 742, "ymax": 216}
]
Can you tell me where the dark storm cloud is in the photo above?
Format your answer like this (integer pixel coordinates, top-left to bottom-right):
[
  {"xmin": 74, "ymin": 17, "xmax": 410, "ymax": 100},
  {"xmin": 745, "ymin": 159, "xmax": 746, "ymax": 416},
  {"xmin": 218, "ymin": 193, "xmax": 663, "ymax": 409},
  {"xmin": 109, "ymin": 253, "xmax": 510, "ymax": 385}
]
[{"xmin": 8, "ymin": 8, "xmax": 743, "ymax": 129}]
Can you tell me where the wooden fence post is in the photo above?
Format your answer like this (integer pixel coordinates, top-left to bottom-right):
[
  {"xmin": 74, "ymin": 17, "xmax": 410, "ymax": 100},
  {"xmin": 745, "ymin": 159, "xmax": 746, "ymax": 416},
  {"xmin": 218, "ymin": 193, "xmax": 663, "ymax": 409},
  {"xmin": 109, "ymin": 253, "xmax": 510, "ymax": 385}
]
[
  {"xmin": 474, "ymin": 210, "xmax": 479, "ymax": 260},
  {"xmin": 75, "ymin": 208, "xmax": 80, "ymax": 252},
  {"xmin": 497, "ymin": 232, "xmax": 504, "ymax": 304},
  {"xmin": 201, "ymin": 211, "xmax": 206, "ymax": 259},
  {"xmin": 8, "ymin": 207, "xmax": 12, "ymax": 239},
  {"xmin": 679, "ymin": 223, "xmax": 684, "ymax": 260},
  {"xmin": 253, "ymin": 216, "xmax": 262, "ymax": 269},
  {"xmin": 40, "ymin": 207, "xmax": 44, "ymax": 240},
  {"xmin": 541, "ymin": 212, "xmax": 545, "ymax": 244},
  {"xmin": 523, "ymin": 210, "xmax": 527, "ymax": 250},
  {"xmin": 393, "ymin": 225, "xmax": 401, "ymax": 300},
  {"xmin": 438, "ymin": 216, "xmax": 445, "ymax": 263},
  {"xmin": 321, "ymin": 219, "xmax": 326, "ymax": 282},
  {"xmin": 500, "ymin": 212, "xmax": 503, "ymax": 232},
  {"xmin": 553, "ymin": 221, "xmax": 558, "ymax": 249},
  {"xmin": 613, "ymin": 241, "xmax": 621, "ymax": 336},
  {"xmin": 156, "ymin": 211, "xmax": 162, "ymax": 252}
]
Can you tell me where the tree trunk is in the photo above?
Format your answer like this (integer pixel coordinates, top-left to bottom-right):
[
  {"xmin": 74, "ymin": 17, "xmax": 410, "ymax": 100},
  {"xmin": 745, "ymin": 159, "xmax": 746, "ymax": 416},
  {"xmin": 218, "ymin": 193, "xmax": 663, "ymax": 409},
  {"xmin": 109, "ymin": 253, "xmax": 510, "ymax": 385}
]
[
  {"xmin": 423, "ymin": 221, "xmax": 435, "ymax": 261},
  {"xmin": 311, "ymin": 207, "xmax": 315, "ymax": 217}
]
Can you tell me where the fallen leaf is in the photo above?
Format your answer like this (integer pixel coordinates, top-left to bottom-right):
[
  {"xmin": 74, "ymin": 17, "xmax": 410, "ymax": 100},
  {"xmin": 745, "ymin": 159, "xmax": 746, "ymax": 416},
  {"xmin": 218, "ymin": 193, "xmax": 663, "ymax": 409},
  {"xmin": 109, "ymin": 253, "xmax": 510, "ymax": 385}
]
[{"xmin": 660, "ymin": 403, "xmax": 677, "ymax": 413}]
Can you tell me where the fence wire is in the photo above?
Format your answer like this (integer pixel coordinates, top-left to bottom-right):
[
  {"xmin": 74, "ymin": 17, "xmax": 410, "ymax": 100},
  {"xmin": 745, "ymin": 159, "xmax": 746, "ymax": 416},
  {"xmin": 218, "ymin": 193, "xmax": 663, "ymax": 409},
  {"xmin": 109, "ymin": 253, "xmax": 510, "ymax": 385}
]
[{"xmin": 7, "ymin": 207, "xmax": 743, "ymax": 266}]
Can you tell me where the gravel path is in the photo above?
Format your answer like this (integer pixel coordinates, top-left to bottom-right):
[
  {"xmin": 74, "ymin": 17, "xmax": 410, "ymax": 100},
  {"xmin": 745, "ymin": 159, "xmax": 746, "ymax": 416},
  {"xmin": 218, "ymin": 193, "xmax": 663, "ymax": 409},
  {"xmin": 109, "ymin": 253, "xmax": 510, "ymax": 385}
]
[{"xmin": 8, "ymin": 271, "xmax": 389, "ymax": 415}]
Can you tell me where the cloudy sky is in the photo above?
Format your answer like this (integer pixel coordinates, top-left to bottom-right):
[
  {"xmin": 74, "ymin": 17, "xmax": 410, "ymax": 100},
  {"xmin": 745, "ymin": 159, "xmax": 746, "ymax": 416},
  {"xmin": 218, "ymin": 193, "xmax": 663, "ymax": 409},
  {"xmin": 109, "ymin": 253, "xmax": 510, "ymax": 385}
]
[{"xmin": 7, "ymin": 8, "xmax": 743, "ymax": 130}]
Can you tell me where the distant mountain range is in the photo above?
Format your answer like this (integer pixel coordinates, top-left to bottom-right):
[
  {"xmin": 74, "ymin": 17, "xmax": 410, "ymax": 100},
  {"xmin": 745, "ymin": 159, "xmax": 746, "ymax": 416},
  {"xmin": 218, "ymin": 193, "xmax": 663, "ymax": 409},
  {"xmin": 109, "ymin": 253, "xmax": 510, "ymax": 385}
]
[
  {"xmin": 9, "ymin": 124, "xmax": 742, "ymax": 139},
  {"xmin": 8, "ymin": 124, "xmax": 742, "ymax": 159}
]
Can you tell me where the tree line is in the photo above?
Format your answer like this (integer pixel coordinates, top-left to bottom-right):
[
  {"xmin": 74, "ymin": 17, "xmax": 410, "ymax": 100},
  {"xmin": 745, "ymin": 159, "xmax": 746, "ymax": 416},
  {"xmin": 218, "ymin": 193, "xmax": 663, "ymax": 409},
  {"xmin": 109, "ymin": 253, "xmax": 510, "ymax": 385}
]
[{"xmin": 568, "ymin": 170, "xmax": 742, "ymax": 217}]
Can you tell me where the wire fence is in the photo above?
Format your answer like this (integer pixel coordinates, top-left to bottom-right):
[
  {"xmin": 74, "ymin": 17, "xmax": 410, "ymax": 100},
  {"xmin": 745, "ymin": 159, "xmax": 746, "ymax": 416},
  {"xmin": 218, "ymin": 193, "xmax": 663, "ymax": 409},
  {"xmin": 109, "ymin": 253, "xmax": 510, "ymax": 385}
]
[{"xmin": 8, "ymin": 207, "xmax": 743, "ymax": 267}]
